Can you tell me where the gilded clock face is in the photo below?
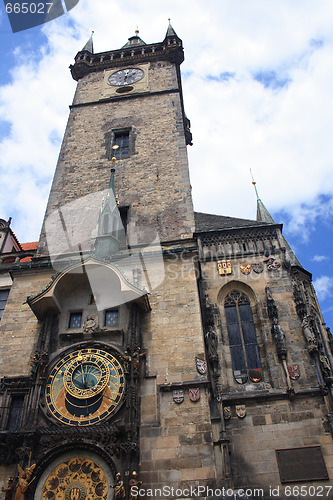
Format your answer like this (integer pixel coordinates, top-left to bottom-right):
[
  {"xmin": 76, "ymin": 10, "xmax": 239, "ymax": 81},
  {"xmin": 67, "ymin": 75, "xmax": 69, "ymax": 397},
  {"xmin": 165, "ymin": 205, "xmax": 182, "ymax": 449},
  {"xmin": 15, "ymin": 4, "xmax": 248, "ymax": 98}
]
[
  {"xmin": 108, "ymin": 68, "xmax": 144, "ymax": 86},
  {"xmin": 45, "ymin": 348, "xmax": 125, "ymax": 426}
]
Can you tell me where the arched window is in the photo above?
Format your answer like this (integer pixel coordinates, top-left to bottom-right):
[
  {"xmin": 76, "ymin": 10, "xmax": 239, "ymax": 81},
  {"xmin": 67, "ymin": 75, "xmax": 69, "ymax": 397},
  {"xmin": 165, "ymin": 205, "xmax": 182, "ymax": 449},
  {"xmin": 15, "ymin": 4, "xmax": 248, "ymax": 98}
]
[{"xmin": 224, "ymin": 290, "xmax": 261, "ymax": 383}]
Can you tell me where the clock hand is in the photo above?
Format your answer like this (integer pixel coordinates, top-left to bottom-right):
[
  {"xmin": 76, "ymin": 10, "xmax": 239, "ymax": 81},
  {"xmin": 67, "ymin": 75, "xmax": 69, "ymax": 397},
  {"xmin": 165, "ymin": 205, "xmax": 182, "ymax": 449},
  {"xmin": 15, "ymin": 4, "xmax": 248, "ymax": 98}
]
[{"xmin": 81, "ymin": 364, "xmax": 87, "ymax": 388}]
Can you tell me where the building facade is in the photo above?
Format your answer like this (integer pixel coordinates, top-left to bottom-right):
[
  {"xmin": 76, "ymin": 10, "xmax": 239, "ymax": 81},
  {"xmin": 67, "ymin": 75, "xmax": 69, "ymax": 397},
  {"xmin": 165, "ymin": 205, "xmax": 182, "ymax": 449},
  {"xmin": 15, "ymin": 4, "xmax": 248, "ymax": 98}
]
[{"xmin": 1, "ymin": 25, "xmax": 333, "ymax": 499}]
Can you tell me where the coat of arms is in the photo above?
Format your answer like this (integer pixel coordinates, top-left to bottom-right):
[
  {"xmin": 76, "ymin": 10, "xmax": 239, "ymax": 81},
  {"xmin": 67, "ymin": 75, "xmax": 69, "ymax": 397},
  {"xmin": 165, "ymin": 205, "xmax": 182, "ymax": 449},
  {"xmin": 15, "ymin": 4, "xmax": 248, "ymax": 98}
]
[
  {"xmin": 240, "ymin": 264, "xmax": 251, "ymax": 275},
  {"xmin": 236, "ymin": 405, "xmax": 246, "ymax": 418},
  {"xmin": 223, "ymin": 406, "xmax": 231, "ymax": 420},
  {"xmin": 287, "ymin": 364, "xmax": 300, "ymax": 380},
  {"xmin": 264, "ymin": 257, "xmax": 281, "ymax": 271},
  {"xmin": 252, "ymin": 263, "xmax": 264, "ymax": 274},
  {"xmin": 233, "ymin": 369, "xmax": 248, "ymax": 384},
  {"xmin": 248, "ymin": 368, "xmax": 262, "ymax": 383},
  {"xmin": 173, "ymin": 389, "xmax": 184, "ymax": 404},
  {"xmin": 217, "ymin": 259, "xmax": 232, "ymax": 275},
  {"xmin": 196, "ymin": 357, "xmax": 207, "ymax": 375},
  {"xmin": 189, "ymin": 388, "xmax": 200, "ymax": 402}
]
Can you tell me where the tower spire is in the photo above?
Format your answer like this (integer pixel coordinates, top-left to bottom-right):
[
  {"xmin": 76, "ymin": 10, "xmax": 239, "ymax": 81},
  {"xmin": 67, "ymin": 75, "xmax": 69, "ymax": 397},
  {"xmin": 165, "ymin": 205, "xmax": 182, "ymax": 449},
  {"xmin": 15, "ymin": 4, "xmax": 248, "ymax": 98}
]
[
  {"xmin": 82, "ymin": 31, "xmax": 94, "ymax": 53},
  {"xmin": 250, "ymin": 170, "xmax": 275, "ymax": 224}
]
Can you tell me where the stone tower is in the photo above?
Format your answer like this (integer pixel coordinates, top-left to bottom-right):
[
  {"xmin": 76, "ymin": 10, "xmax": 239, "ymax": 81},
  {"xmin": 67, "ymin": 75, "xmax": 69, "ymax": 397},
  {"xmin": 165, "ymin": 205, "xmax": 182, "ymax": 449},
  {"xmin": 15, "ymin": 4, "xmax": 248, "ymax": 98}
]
[{"xmin": 1, "ymin": 25, "xmax": 333, "ymax": 500}]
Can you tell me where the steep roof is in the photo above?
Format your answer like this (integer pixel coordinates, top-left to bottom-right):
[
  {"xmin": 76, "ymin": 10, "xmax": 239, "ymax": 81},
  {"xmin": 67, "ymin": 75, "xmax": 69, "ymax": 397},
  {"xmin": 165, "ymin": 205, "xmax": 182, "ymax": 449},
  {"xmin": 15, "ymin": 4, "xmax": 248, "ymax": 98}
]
[{"xmin": 194, "ymin": 211, "xmax": 273, "ymax": 233}]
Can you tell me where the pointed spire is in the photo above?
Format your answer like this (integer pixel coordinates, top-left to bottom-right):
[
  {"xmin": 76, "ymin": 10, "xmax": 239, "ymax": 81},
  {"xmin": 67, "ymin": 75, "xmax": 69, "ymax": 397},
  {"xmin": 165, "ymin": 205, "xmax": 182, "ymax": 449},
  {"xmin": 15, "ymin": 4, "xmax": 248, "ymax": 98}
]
[
  {"xmin": 250, "ymin": 170, "xmax": 275, "ymax": 223},
  {"xmin": 166, "ymin": 19, "xmax": 178, "ymax": 38},
  {"xmin": 82, "ymin": 31, "xmax": 94, "ymax": 53}
]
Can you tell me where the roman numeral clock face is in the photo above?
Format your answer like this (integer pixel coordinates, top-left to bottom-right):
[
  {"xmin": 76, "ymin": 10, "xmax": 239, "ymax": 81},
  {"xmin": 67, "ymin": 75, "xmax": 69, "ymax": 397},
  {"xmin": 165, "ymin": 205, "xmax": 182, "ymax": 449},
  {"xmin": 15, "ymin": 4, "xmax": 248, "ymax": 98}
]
[
  {"xmin": 44, "ymin": 348, "xmax": 125, "ymax": 426},
  {"xmin": 108, "ymin": 68, "xmax": 144, "ymax": 86}
]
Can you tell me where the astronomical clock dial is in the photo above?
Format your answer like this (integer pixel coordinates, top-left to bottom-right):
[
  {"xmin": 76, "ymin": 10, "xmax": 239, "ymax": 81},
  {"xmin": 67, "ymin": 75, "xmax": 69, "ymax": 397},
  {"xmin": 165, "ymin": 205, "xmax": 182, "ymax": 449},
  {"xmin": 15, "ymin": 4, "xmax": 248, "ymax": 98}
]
[
  {"xmin": 44, "ymin": 348, "xmax": 125, "ymax": 426},
  {"xmin": 108, "ymin": 68, "xmax": 144, "ymax": 86}
]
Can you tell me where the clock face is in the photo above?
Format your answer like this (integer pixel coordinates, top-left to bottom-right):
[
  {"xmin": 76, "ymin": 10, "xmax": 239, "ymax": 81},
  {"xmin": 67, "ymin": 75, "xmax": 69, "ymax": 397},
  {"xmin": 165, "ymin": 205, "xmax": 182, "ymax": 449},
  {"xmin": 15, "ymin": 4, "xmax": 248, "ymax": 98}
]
[
  {"xmin": 45, "ymin": 348, "xmax": 125, "ymax": 426},
  {"xmin": 108, "ymin": 68, "xmax": 144, "ymax": 86}
]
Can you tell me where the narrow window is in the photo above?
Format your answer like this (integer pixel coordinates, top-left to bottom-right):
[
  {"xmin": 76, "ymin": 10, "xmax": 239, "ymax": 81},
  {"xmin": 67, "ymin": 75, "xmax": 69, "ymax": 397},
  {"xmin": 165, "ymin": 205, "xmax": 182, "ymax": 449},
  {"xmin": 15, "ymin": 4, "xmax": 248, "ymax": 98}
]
[
  {"xmin": 224, "ymin": 291, "xmax": 261, "ymax": 380},
  {"xmin": 7, "ymin": 395, "xmax": 24, "ymax": 430},
  {"xmin": 113, "ymin": 131, "xmax": 130, "ymax": 159},
  {"xmin": 0, "ymin": 289, "xmax": 10, "ymax": 320},
  {"xmin": 105, "ymin": 309, "xmax": 119, "ymax": 327},
  {"xmin": 69, "ymin": 312, "xmax": 82, "ymax": 329}
]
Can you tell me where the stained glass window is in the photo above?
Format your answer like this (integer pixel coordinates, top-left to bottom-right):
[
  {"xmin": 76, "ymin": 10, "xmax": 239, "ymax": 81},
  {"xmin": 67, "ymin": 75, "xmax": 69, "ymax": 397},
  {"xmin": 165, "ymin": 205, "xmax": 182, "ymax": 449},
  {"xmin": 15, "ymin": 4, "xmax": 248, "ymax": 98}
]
[{"xmin": 224, "ymin": 291, "xmax": 261, "ymax": 374}]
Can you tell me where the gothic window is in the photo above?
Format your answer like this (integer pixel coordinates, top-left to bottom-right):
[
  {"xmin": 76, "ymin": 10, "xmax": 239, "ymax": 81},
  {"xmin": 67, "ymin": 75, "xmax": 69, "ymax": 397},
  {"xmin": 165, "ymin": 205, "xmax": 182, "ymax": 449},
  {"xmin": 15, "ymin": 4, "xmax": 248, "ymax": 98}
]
[
  {"xmin": 224, "ymin": 290, "xmax": 261, "ymax": 375},
  {"xmin": 0, "ymin": 289, "xmax": 9, "ymax": 320},
  {"xmin": 6, "ymin": 395, "xmax": 24, "ymax": 430},
  {"xmin": 68, "ymin": 311, "xmax": 82, "ymax": 329},
  {"xmin": 105, "ymin": 309, "xmax": 119, "ymax": 327}
]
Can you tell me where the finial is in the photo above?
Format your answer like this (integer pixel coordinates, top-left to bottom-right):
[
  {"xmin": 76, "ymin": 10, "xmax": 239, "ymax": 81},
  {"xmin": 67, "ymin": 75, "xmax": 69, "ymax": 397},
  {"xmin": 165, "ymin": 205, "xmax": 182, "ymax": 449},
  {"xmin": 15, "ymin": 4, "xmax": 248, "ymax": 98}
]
[
  {"xmin": 111, "ymin": 144, "xmax": 119, "ymax": 162},
  {"xmin": 135, "ymin": 27, "xmax": 139, "ymax": 35},
  {"xmin": 250, "ymin": 169, "xmax": 260, "ymax": 200}
]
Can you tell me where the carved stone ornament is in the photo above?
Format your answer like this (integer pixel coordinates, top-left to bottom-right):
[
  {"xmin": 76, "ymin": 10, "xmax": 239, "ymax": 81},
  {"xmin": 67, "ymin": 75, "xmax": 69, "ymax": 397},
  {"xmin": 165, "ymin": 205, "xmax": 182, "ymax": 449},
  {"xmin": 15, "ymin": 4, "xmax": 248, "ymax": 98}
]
[
  {"xmin": 236, "ymin": 405, "xmax": 246, "ymax": 418},
  {"xmin": 83, "ymin": 315, "xmax": 99, "ymax": 334},
  {"xmin": 189, "ymin": 388, "xmax": 200, "ymax": 402},
  {"xmin": 287, "ymin": 364, "xmax": 300, "ymax": 380},
  {"xmin": 264, "ymin": 256, "xmax": 281, "ymax": 271},
  {"xmin": 302, "ymin": 315, "xmax": 318, "ymax": 353},
  {"xmin": 173, "ymin": 389, "xmax": 184, "ymax": 404},
  {"xmin": 196, "ymin": 357, "xmax": 207, "ymax": 375},
  {"xmin": 223, "ymin": 406, "xmax": 231, "ymax": 420},
  {"xmin": 271, "ymin": 318, "xmax": 288, "ymax": 360},
  {"xmin": 240, "ymin": 264, "xmax": 251, "ymax": 275}
]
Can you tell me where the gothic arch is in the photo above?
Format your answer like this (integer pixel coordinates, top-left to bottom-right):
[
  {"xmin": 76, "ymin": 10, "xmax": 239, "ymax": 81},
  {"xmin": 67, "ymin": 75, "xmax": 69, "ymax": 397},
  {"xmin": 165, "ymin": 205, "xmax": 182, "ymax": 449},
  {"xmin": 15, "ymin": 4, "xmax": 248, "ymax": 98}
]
[{"xmin": 217, "ymin": 280, "xmax": 256, "ymax": 306}]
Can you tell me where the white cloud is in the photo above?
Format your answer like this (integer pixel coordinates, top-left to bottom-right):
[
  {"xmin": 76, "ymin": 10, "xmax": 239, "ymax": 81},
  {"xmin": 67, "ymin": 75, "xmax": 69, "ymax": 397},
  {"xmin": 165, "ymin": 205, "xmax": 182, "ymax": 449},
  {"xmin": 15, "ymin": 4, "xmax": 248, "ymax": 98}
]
[
  {"xmin": 1, "ymin": 0, "xmax": 333, "ymax": 243},
  {"xmin": 313, "ymin": 275, "xmax": 333, "ymax": 301},
  {"xmin": 312, "ymin": 255, "xmax": 329, "ymax": 262}
]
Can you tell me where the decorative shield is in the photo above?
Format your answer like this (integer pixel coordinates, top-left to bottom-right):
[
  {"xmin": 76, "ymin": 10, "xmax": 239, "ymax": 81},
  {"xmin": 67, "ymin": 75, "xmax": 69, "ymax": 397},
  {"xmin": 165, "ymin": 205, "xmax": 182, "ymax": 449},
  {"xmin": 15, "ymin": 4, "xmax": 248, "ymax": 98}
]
[
  {"xmin": 189, "ymin": 388, "xmax": 200, "ymax": 402},
  {"xmin": 252, "ymin": 263, "xmax": 264, "ymax": 274},
  {"xmin": 173, "ymin": 389, "xmax": 184, "ymax": 404},
  {"xmin": 288, "ymin": 364, "xmax": 300, "ymax": 380},
  {"xmin": 240, "ymin": 264, "xmax": 251, "ymax": 275},
  {"xmin": 196, "ymin": 357, "xmax": 207, "ymax": 375},
  {"xmin": 236, "ymin": 405, "xmax": 246, "ymax": 419},
  {"xmin": 248, "ymin": 368, "xmax": 262, "ymax": 383},
  {"xmin": 223, "ymin": 406, "xmax": 231, "ymax": 420},
  {"xmin": 217, "ymin": 259, "xmax": 232, "ymax": 275},
  {"xmin": 233, "ymin": 369, "xmax": 248, "ymax": 384},
  {"xmin": 264, "ymin": 257, "xmax": 281, "ymax": 271}
]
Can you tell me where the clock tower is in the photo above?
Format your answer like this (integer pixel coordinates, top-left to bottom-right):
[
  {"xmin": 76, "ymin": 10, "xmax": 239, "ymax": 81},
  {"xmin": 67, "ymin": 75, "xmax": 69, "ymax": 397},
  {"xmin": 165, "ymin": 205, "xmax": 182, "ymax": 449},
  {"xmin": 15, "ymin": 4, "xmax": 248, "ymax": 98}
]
[{"xmin": 1, "ymin": 23, "xmax": 333, "ymax": 499}]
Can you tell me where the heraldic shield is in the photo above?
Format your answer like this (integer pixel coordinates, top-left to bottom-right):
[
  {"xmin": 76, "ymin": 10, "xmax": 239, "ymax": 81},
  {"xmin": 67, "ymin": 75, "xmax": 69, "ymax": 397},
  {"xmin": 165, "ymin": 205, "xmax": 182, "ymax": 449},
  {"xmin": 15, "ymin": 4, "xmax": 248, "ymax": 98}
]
[
  {"xmin": 248, "ymin": 368, "xmax": 262, "ymax": 383},
  {"xmin": 173, "ymin": 389, "xmax": 184, "ymax": 404},
  {"xmin": 288, "ymin": 364, "xmax": 300, "ymax": 380},
  {"xmin": 189, "ymin": 388, "xmax": 200, "ymax": 402},
  {"xmin": 196, "ymin": 357, "xmax": 207, "ymax": 375},
  {"xmin": 233, "ymin": 369, "xmax": 248, "ymax": 384}
]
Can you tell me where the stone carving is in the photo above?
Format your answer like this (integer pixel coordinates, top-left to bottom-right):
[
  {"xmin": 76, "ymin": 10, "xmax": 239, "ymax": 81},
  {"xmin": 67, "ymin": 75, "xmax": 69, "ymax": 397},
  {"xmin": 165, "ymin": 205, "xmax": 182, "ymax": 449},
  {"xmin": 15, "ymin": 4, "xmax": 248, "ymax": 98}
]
[
  {"xmin": 302, "ymin": 315, "xmax": 318, "ymax": 353},
  {"xmin": 83, "ymin": 315, "xmax": 99, "ymax": 334},
  {"xmin": 319, "ymin": 353, "xmax": 332, "ymax": 381},
  {"xmin": 271, "ymin": 318, "xmax": 287, "ymax": 360}
]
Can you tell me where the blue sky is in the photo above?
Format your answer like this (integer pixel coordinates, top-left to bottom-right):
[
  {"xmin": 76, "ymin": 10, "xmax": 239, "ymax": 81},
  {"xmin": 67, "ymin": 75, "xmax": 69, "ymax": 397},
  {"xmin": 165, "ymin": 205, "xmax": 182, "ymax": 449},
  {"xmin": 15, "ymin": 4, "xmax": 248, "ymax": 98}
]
[{"xmin": 0, "ymin": 0, "xmax": 333, "ymax": 329}]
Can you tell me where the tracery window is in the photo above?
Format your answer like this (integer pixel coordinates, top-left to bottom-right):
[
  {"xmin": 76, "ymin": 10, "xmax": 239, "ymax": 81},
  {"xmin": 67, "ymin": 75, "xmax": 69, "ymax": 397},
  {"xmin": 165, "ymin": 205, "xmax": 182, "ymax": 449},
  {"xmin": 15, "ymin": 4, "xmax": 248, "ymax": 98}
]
[{"xmin": 224, "ymin": 290, "xmax": 261, "ymax": 382}]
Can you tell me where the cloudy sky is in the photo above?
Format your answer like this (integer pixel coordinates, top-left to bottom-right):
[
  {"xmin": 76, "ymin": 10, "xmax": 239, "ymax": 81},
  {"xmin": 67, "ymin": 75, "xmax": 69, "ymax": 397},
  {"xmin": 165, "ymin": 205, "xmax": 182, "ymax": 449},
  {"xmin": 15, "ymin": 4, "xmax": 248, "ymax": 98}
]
[{"xmin": 0, "ymin": 0, "xmax": 333, "ymax": 328}]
